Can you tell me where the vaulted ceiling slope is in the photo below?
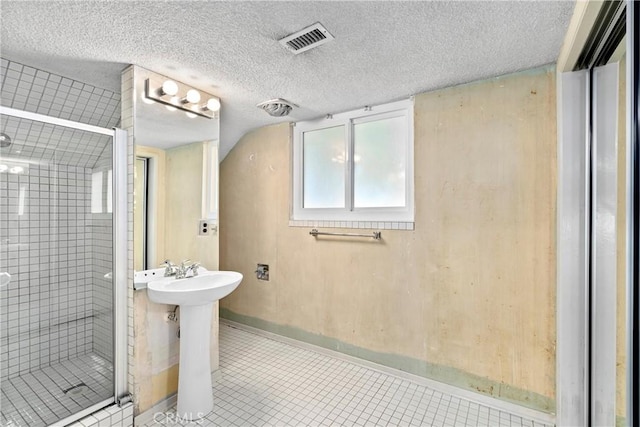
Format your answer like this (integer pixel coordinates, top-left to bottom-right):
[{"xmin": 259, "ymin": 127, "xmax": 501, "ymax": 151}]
[{"xmin": 0, "ymin": 1, "xmax": 574, "ymax": 159}]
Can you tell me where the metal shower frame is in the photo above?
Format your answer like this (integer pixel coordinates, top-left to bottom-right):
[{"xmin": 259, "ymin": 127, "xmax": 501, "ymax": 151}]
[{"xmin": 0, "ymin": 105, "xmax": 129, "ymax": 425}]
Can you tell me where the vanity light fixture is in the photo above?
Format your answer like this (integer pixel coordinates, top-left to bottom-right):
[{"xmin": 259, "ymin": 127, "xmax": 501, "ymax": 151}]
[
  {"xmin": 201, "ymin": 98, "xmax": 221, "ymax": 112},
  {"xmin": 144, "ymin": 78, "xmax": 220, "ymax": 119},
  {"xmin": 182, "ymin": 89, "xmax": 201, "ymax": 105},
  {"xmin": 0, "ymin": 156, "xmax": 40, "ymax": 174},
  {"xmin": 141, "ymin": 93, "xmax": 155, "ymax": 105},
  {"xmin": 158, "ymin": 80, "xmax": 179, "ymax": 97},
  {"xmin": 0, "ymin": 163, "xmax": 26, "ymax": 174}
]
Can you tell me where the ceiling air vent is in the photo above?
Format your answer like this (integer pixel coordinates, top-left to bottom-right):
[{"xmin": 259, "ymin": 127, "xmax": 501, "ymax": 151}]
[
  {"xmin": 257, "ymin": 98, "xmax": 298, "ymax": 117},
  {"xmin": 279, "ymin": 22, "xmax": 334, "ymax": 54}
]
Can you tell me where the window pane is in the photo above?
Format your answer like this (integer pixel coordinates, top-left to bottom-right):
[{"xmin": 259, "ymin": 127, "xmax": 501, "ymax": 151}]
[
  {"xmin": 107, "ymin": 169, "xmax": 113, "ymax": 213},
  {"xmin": 354, "ymin": 116, "xmax": 407, "ymax": 208},
  {"xmin": 303, "ymin": 126, "xmax": 345, "ymax": 208},
  {"xmin": 91, "ymin": 171, "xmax": 103, "ymax": 213}
]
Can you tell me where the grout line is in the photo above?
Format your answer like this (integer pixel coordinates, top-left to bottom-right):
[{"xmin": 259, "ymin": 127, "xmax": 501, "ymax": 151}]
[
  {"xmin": 220, "ymin": 319, "xmax": 556, "ymax": 426},
  {"xmin": 20, "ymin": 372, "xmax": 59, "ymax": 423},
  {"xmin": 1, "ymin": 353, "xmax": 114, "ymax": 426},
  {"xmin": 141, "ymin": 324, "xmax": 552, "ymax": 427}
]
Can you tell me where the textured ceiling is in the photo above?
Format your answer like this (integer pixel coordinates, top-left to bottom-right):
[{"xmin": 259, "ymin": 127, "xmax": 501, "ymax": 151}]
[{"xmin": 0, "ymin": 1, "xmax": 575, "ymax": 159}]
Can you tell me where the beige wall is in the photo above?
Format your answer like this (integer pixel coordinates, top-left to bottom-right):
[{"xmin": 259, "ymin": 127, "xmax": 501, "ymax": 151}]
[
  {"xmin": 219, "ymin": 66, "xmax": 557, "ymax": 411},
  {"xmin": 133, "ymin": 142, "xmax": 220, "ymax": 414}
]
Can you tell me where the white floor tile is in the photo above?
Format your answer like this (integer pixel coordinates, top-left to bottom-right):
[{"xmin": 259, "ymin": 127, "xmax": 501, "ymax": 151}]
[
  {"xmin": 1, "ymin": 353, "xmax": 113, "ymax": 426},
  {"xmin": 143, "ymin": 324, "xmax": 554, "ymax": 427}
]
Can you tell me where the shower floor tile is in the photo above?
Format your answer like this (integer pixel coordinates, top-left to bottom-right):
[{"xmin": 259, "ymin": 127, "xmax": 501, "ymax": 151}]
[
  {"xmin": 143, "ymin": 323, "xmax": 554, "ymax": 427},
  {"xmin": 1, "ymin": 353, "xmax": 113, "ymax": 427}
]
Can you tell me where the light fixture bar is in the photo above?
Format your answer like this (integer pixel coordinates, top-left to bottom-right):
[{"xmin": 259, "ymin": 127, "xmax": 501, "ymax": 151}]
[{"xmin": 144, "ymin": 78, "xmax": 220, "ymax": 120}]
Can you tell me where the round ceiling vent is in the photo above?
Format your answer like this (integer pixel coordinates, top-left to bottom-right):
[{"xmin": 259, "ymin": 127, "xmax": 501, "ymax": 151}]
[{"xmin": 256, "ymin": 98, "xmax": 298, "ymax": 117}]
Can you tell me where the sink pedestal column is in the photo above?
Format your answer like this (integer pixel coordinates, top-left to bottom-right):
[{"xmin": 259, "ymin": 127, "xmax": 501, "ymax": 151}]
[{"xmin": 176, "ymin": 303, "xmax": 213, "ymax": 421}]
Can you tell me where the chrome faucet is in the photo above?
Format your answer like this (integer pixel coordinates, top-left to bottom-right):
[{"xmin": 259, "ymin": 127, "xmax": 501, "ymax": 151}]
[
  {"xmin": 163, "ymin": 259, "xmax": 200, "ymax": 279},
  {"xmin": 161, "ymin": 260, "xmax": 179, "ymax": 277}
]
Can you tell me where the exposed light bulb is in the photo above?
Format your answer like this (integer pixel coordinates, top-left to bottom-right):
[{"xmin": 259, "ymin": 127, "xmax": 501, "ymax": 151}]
[
  {"xmin": 164, "ymin": 96, "xmax": 179, "ymax": 111},
  {"xmin": 203, "ymin": 98, "xmax": 220, "ymax": 112},
  {"xmin": 160, "ymin": 80, "xmax": 178, "ymax": 96},
  {"xmin": 0, "ymin": 164, "xmax": 7, "ymax": 172},
  {"xmin": 183, "ymin": 89, "xmax": 201, "ymax": 104},
  {"xmin": 9, "ymin": 166, "xmax": 24, "ymax": 174}
]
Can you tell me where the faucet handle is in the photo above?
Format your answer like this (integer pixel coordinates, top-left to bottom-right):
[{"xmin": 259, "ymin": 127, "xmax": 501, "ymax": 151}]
[
  {"xmin": 187, "ymin": 261, "xmax": 201, "ymax": 277},
  {"xmin": 161, "ymin": 260, "xmax": 176, "ymax": 276}
]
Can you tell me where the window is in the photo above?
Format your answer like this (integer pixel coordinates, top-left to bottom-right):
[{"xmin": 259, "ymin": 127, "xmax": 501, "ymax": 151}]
[
  {"xmin": 293, "ymin": 99, "xmax": 413, "ymax": 222},
  {"xmin": 91, "ymin": 171, "xmax": 103, "ymax": 213},
  {"xmin": 91, "ymin": 169, "xmax": 113, "ymax": 214}
]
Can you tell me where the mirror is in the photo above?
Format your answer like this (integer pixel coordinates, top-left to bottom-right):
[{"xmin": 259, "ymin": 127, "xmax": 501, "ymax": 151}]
[
  {"xmin": 134, "ymin": 157, "xmax": 147, "ymax": 270},
  {"xmin": 132, "ymin": 65, "xmax": 220, "ymax": 275}
]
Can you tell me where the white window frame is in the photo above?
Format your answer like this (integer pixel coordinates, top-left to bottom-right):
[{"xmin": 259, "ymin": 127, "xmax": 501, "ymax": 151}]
[{"xmin": 292, "ymin": 98, "xmax": 414, "ymax": 222}]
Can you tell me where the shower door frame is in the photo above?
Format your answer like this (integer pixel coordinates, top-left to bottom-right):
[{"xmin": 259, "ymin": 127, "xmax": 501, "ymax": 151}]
[
  {"xmin": 557, "ymin": 3, "xmax": 638, "ymax": 425},
  {"xmin": 0, "ymin": 105, "xmax": 129, "ymax": 424}
]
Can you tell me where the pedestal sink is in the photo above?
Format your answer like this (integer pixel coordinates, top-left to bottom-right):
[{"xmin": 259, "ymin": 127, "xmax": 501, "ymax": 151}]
[{"xmin": 147, "ymin": 270, "xmax": 243, "ymax": 421}]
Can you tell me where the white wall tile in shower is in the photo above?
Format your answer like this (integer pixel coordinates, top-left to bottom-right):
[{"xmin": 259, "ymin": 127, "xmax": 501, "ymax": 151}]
[
  {"xmin": 0, "ymin": 164, "xmax": 94, "ymax": 380},
  {"xmin": 1, "ymin": 58, "xmax": 119, "ymax": 168},
  {"xmin": 0, "ymin": 59, "xmax": 120, "ymax": 386}
]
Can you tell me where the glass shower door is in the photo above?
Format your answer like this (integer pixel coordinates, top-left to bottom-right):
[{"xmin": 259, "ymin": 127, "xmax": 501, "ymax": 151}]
[{"xmin": 0, "ymin": 113, "xmax": 116, "ymax": 427}]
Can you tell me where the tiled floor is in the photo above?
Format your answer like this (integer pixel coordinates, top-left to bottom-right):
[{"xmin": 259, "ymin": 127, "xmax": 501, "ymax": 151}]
[
  {"xmin": 143, "ymin": 324, "xmax": 553, "ymax": 427},
  {"xmin": 1, "ymin": 353, "xmax": 113, "ymax": 427}
]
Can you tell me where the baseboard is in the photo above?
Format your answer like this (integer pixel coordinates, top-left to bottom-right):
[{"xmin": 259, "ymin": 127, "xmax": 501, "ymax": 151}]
[
  {"xmin": 220, "ymin": 318, "xmax": 556, "ymax": 426},
  {"xmin": 134, "ymin": 393, "xmax": 177, "ymax": 426}
]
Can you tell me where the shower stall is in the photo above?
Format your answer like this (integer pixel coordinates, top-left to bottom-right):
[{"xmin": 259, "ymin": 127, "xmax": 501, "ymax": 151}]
[{"xmin": 0, "ymin": 59, "xmax": 127, "ymax": 427}]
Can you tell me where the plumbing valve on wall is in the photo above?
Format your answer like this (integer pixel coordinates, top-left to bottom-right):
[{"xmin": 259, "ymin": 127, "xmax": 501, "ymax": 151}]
[
  {"xmin": 255, "ymin": 264, "xmax": 269, "ymax": 281},
  {"xmin": 166, "ymin": 306, "xmax": 181, "ymax": 338}
]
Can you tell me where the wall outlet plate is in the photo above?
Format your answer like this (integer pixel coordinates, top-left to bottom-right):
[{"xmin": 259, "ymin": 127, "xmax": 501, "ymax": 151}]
[{"xmin": 199, "ymin": 220, "xmax": 210, "ymax": 235}]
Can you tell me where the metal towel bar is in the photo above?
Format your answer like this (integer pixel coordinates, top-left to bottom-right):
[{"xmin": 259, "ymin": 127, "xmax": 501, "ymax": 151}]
[{"xmin": 309, "ymin": 229, "xmax": 382, "ymax": 240}]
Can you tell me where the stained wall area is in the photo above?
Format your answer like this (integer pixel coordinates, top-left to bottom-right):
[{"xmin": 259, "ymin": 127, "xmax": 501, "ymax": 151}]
[{"xmin": 219, "ymin": 66, "xmax": 557, "ymax": 412}]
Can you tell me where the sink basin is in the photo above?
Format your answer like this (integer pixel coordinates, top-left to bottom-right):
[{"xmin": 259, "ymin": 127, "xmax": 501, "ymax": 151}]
[
  {"xmin": 146, "ymin": 269, "xmax": 243, "ymax": 420},
  {"xmin": 147, "ymin": 271, "xmax": 242, "ymax": 306}
]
